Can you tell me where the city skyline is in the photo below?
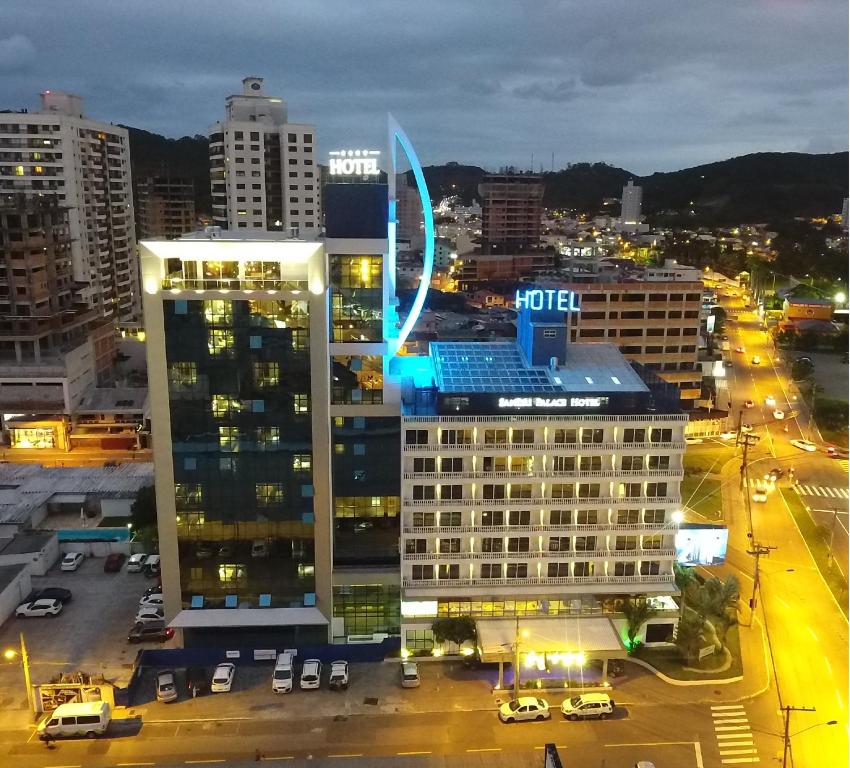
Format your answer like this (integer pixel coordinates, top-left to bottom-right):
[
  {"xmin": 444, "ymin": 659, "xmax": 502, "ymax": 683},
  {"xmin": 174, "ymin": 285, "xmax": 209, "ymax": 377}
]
[{"xmin": 0, "ymin": 0, "xmax": 846, "ymax": 174}]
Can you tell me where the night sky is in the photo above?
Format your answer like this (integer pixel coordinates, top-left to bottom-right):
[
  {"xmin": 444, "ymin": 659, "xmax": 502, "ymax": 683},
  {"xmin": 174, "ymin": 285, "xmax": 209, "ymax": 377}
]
[{"xmin": 1, "ymin": 0, "xmax": 847, "ymax": 174}]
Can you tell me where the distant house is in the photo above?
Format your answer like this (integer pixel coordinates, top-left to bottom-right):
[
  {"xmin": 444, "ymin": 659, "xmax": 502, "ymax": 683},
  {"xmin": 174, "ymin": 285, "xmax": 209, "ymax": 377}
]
[{"xmin": 783, "ymin": 297, "xmax": 834, "ymax": 324}]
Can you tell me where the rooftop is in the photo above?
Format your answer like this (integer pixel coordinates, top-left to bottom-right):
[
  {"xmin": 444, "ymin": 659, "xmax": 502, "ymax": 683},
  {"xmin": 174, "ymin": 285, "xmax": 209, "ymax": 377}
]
[
  {"xmin": 0, "ymin": 563, "xmax": 27, "ymax": 592},
  {"xmin": 0, "ymin": 531, "xmax": 54, "ymax": 556},
  {"xmin": 75, "ymin": 387, "xmax": 149, "ymax": 413}
]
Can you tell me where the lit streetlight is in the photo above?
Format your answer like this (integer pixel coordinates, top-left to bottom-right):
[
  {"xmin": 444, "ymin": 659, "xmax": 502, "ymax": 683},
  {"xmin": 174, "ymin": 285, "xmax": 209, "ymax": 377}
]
[
  {"xmin": 835, "ymin": 292, "xmax": 846, "ymax": 305},
  {"xmin": 3, "ymin": 633, "xmax": 33, "ymax": 717}
]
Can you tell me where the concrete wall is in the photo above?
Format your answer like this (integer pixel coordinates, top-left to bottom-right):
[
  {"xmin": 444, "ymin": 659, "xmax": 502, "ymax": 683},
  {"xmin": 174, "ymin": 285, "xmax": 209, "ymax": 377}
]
[
  {"xmin": 0, "ymin": 536, "xmax": 59, "ymax": 577},
  {"xmin": 59, "ymin": 541, "xmax": 130, "ymax": 558},
  {"xmin": 0, "ymin": 567, "xmax": 32, "ymax": 627}
]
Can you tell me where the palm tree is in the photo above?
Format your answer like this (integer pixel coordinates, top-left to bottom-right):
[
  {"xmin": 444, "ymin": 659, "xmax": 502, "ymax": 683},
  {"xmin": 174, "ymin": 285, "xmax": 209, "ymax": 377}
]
[
  {"xmin": 673, "ymin": 613, "xmax": 704, "ymax": 664},
  {"xmin": 673, "ymin": 563, "xmax": 696, "ymax": 618},
  {"xmin": 622, "ymin": 598, "xmax": 658, "ymax": 652}
]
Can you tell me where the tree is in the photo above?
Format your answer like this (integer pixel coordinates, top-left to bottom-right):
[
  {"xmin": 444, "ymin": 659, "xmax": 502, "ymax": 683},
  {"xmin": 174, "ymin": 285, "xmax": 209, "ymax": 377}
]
[
  {"xmin": 622, "ymin": 598, "xmax": 658, "ymax": 652},
  {"xmin": 673, "ymin": 613, "xmax": 704, "ymax": 664},
  {"xmin": 673, "ymin": 563, "xmax": 697, "ymax": 618},
  {"xmin": 131, "ymin": 486, "xmax": 157, "ymax": 529},
  {"xmin": 431, "ymin": 617, "xmax": 476, "ymax": 647}
]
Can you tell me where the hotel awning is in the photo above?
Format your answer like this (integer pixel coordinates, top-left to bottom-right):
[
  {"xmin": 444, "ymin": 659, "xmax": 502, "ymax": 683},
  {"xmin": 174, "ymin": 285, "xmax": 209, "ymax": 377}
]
[
  {"xmin": 169, "ymin": 607, "xmax": 329, "ymax": 629},
  {"xmin": 476, "ymin": 616, "xmax": 628, "ymax": 662}
]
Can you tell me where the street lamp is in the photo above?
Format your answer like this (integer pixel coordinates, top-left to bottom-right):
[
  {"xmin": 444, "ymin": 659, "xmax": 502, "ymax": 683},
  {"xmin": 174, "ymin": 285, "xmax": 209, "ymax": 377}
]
[
  {"xmin": 835, "ymin": 292, "xmax": 846, "ymax": 305},
  {"xmin": 781, "ymin": 706, "xmax": 836, "ymax": 768},
  {"xmin": 3, "ymin": 633, "xmax": 33, "ymax": 717}
]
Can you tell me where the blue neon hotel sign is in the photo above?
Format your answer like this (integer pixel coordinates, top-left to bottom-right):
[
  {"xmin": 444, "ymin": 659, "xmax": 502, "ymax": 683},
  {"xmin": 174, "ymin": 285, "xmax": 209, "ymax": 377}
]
[{"xmin": 515, "ymin": 289, "xmax": 580, "ymax": 312}]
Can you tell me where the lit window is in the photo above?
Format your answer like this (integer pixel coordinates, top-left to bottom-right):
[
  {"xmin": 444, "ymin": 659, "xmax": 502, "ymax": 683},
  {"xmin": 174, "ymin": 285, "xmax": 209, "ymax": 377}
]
[
  {"xmin": 208, "ymin": 329, "xmax": 234, "ymax": 357},
  {"xmin": 256, "ymin": 483, "xmax": 284, "ymax": 507},
  {"xmin": 219, "ymin": 426, "xmax": 239, "ymax": 452},
  {"xmin": 256, "ymin": 426, "xmax": 279, "ymax": 448},
  {"xmin": 167, "ymin": 362, "xmax": 197, "ymax": 388},
  {"xmin": 293, "ymin": 394, "xmax": 309, "ymax": 414},
  {"xmin": 14, "ymin": 165, "xmax": 24, "ymax": 176},
  {"xmin": 204, "ymin": 299, "xmax": 232, "ymax": 324},
  {"xmin": 293, "ymin": 454, "xmax": 312, "ymax": 471},
  {"xmin": 211, "ymin": 395, "xmax": 241, "ymax": 418},
  {"xmin": 253, "ymin": 361, "xmax": 279, "ymax": 387}
]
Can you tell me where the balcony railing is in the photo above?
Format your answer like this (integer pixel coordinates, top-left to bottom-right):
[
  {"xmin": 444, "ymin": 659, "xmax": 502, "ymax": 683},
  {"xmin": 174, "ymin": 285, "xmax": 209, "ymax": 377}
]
[
  {"xmin": 403, "ymin": 441, "xmax": 685, "ymax": 453},
  {"xmin": 403, "ymin": 469, "xmax": 684, "ymax": 480},
  {"xmin": 402, "ymin": 497, "xmax": 680, "ymax": 508},
  {"xmin": 402, "ymin": 548, "xmax": 676, "ymax": 561},
  {"xmin": 404, "ymin": 414, "xmax": 689, "ymax": 424},
  {"xmin": 402, "ymin": 521, "xmax": 675, "ymax": 534},
  {"xmin": 402, "ymin": 573, "xmax": 675, "ymax": 588}
]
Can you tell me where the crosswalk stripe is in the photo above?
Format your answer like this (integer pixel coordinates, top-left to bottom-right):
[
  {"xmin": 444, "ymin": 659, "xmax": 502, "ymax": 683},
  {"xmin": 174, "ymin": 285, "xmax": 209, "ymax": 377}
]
[
  {"xmin": 715, "ymin": 725, "xmax": 752, "ymax": 731},
  {"xmin": 721, "ymin": 759, "xmax": 759, "ymax": 765},
  {"xmin": 712, "ymin": 704, "xmax": 746, "ymax": 711},
  {"xmin": 716, "ymin": 733, "xmax": 753, "ymax": 740},
  {"xmin": 823, "ymin": 488, "xmax": 836, "ymax": 497},
  {"xmin": 799, "ymin": 485, "xmax": 813, "ymax": 494},
  {"xmin": 720, "ymin": 749, "xmax": 759, "ymax": 755},
  {"xmin": 714, "ymin": 718, "xmax": 749, "ymax": 724},
  {"xmin": 813, "ymin": 487, "xmax": 824, "ymax": 496},
  {"xmin": 718, "ymin": 741, "xmax": 755, "ymax": 747}
]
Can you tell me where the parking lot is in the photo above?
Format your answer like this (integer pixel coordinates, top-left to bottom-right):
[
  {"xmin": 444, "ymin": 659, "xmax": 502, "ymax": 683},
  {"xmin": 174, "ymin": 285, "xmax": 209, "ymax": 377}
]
[{"xmin": 0, "ymin": 552, "xmax": 161, "ymax": 692}]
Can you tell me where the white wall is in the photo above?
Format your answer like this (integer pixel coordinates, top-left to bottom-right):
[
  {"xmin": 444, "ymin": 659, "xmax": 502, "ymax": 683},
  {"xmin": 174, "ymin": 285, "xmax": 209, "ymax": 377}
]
[
  {"xmin": 59, "ymin": 541, "xmax": 130, "ymax": 558},
  {"xmin": 0, "ymin": 567, "xmax": 32, "ymax": 628},
  {"xmin": 0, "ymin": 536, "xmax": 59, "ymax": 577}
]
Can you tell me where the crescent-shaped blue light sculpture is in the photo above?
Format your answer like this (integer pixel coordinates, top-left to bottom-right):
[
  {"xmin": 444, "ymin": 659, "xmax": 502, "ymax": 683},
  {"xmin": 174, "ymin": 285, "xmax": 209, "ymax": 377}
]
[{"xmin": 388, "ymin": 114, "xmax": 433, "ymax": 354}]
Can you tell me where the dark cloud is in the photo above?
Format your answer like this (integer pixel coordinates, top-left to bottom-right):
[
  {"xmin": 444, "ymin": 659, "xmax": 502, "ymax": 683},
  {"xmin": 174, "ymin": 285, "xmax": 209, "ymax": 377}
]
[{"xmin": 0, "ymin": 0, "xmax": 846, "ymax": 173}]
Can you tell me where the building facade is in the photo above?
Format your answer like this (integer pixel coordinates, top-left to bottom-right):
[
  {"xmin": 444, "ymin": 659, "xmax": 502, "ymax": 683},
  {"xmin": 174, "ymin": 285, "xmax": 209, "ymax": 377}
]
[
  {"xmin": 136, "ymin": 176, "xmax": 196, "ymax": 240},
  {"xmin": 0, "ymin": 91, "xmax": 138, "ymax": 321},
  {"xmin": 398, "ymin": 306, "xmax": 685, "ymax": 655},
  {"xmin": 479, "ymin": 173, "xmax": 544, "ymax": 252},
  {"xmin": 620, "ymin": 180, "xmax": 642, "ymax": 230},
  {"xmin": 209, "ymin": 77, "xmax": 320, "ymax": 237}
]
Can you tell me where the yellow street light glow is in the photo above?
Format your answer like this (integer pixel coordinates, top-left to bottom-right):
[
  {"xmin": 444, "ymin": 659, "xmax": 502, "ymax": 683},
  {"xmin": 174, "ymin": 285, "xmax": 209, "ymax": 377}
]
[
  {"xmin": 575, "ymin": 652, "xmax": 586, "ymax": 666},
  {"xmin": 400, "ymin": 648, "xmax": 411, "ymax": 660},
  {"xmin": 672, "ymin": 510, "xmax": 684, "ymax": 524},
  {"xmin": 431, "ymin": 647, "xmax": 443, "ymax": 657},
  {"xmin": 836, "ymin": 292, "xmax": 846, "ymax": 303},
  {"xmin": 3, "ymin": 649, "xmax": 16, "ymax": 660}
]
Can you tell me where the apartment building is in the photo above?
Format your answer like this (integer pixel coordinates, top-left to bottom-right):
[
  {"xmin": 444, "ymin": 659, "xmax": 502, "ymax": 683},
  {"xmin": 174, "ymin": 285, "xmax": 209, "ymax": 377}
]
[
  {"xmin": 0, "ymin": 91, "xmax": 138, "ymax": 321},
  {"xmin": 479, "ymin": 173, "xmax": 544, "ymax": 252},
  {"xmin": 209, "ymin": 77, "xmax": 320, "ymax": 236},
  {"xmin": 457, "ymin": 251, "xmax": 556, "ymax": 292},
  {"xmin": 136, "ymin": 176, "xmax": 195, "ymax": 240},
  {"xmin": 398, "ymin": 303, "xmax": 684, "ymax": 657}
]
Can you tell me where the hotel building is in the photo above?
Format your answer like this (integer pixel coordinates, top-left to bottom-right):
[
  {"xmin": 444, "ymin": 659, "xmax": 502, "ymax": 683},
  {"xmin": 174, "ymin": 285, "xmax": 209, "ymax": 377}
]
[{"xmin": 398, "ymin": 300, "xmax": 685, "ymax": 661}]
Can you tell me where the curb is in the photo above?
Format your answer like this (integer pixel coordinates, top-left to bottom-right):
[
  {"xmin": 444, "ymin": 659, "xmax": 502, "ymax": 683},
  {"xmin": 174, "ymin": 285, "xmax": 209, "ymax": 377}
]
[{"xmin": 625, "ymin": 657, "xmax": 743, "ymax": 687}]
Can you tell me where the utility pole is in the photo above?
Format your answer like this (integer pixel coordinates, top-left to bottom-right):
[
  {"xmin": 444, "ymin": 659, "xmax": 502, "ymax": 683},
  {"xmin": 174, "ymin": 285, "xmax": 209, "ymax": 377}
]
[
  {"xmin": 19, "ymin": 633, "xmax": 33, "ymax": 717},
  {"xmin": 782, "ymin": 705, "xmax": 816, "ymax": 768},
  {"xmin": 747, "ymin": 542, "xmax": 775, "ymax": 619}
]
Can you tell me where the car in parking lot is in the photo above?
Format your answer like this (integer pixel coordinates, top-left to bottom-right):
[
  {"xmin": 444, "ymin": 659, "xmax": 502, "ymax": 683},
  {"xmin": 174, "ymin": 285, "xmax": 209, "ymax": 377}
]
[
  {"xmin": 144, "ymin": 555, "xmax": 160, "ymax": 577},
  {"xmin": 560, "ymin": 692, "xmax": 614, "ymax": 720},
  {"xmin": 498, "ymin": 697, "xmax": 551, "ymax": 723},
  {"xmin": 791, "ymin": 439, "xmax": 817, "ymax": 453},
  {"xmin": 156, "ymin": 670, "xmax": 178, "ymax": 703},
  {"xmin": 103, "ymin": 553, "xmax": 126, "ymax": 572},
  {"xmin": 142, "ymin": 584, "xmax": 162, "ymax": 598},
  {"xmin": 60, "ymin": 552, "xmax": 84, "ymax": 571},
  {"xmin": 128, "ymin": 621, "xmax": 174, "ymax": 643},
  {"xmin": 135, "ymin": 606, "xmax": 165, "ymax": 624},
  {"xmin": 33, "ymin": 587, "xmax": 72, "ymax": 603},
  {"xmin": 139, "ymin": 594, "xmax": 164, "ymax": 607},
  {"xmin": 328, "ymin": 660, "xmax": 349, "ymax": 690},
  {"xmin": 127, "ymin": 553, "xmax": 147, "ymax": 572},
  {"xmin": 16, "ymin": 598, "xmax": 63, "ymax": 617},
  {"xmin": 300, "ymin": 659, "xmax": 322, "ymax": 690},
  {"xmin": 773, "ymin": 409, "xmax": 785, "ymax": 420},
  {"xmin": 752, "ymin": 489, "xmax": 768, "ymax": 503},
  {"xmin": 401, "ymin": 661, "xmax": 420, "ymax": 688},
  {"xmin": 211, "ymin": 663, "xmax": 235, "ymax": 693}
]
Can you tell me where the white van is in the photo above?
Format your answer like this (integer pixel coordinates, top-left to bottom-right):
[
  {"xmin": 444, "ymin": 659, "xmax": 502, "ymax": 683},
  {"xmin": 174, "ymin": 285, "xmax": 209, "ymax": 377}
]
[
  {"xmin": 272, "ymin": 650, "xmax": 295, "ymax": 693},
  {"xmin": 127, "ymin": 553, "xmax": 147, "ymax": 572},
  {"xmin": 38, "ymin": 701, "xmax": 111, "ymax": 740}
]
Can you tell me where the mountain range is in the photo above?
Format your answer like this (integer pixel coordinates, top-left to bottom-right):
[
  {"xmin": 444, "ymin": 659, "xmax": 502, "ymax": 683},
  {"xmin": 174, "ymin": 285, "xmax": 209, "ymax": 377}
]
[{"xmin": 123, "ymin": 126, "xmax": 847, "ymax": 225}]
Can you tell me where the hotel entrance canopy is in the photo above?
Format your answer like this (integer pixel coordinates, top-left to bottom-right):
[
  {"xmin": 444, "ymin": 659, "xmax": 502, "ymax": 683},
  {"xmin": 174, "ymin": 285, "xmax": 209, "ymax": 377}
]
[{"xmin": 476, "ymin": 616, "xmax": 628, "ymax": 663}]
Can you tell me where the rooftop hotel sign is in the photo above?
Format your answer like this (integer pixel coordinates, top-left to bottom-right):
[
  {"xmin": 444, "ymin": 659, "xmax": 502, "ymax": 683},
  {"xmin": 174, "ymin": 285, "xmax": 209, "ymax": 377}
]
[
  {"xmin": 329, "ymin": 149, "xmax": 381, "ymax": 176},
  {"xmin": 515, "ymin": 289, "xmax": 580, "ymax": 312},
  {"xmin": 498, "ymin": 396, "xmax": 605, "ymax": 409}
]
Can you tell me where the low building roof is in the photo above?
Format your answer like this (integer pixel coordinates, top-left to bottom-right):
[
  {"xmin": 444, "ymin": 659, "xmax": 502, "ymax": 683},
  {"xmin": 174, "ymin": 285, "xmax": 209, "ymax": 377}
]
[
  {"xmin": 0, "ymin": 563, "xmax": 27, "ymax": 593},
  {"xmin": 0, "ymin": 532, "xmax": 55, "ymax": 555},
  {"xmin": 169, "ymin": 607, "xmax": 329, "ymax": 629},
  {"xmin": 75, "ymin": 387, "xmax": 149, "ymax": 413}
]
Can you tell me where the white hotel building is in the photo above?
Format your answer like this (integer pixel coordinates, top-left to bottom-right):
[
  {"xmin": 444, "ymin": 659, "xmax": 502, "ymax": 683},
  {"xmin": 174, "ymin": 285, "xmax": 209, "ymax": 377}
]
[{"xmin": 398, "ymin": 301, "xmax": 686, "ymax": 664}]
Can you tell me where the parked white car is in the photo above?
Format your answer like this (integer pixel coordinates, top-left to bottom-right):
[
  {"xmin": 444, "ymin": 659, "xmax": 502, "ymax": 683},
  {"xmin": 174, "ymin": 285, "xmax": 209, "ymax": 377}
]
[
  {"xmin": 498, "ymin": 696, "xmax": 551, "ymax": 723},
  {"xmin": 299, "ymin": 659, "xmax": 322, "ymax": 690},
  {"xmin": 139, "ymin": 594, "xmax": 164, "ymax": 607},
  {"xmin": 60, "ymin": 552, "xmax": 84, "ymax": 571},
  {"xmin": 560, "ymin": 692, "xmax": 615, "ymax": 720},
  {"xmin": 16, "ymin": 599, "xmax": 63, "ymax": 618},
  {"xmin": 211, "ymin": 663, "xmax": 235, "ymax": 693},
  {"xmin": 328, "ymin": 661, "xmax": 349, "ymax": 690},
  {"xmin": 127, "ymin": 553, "xmax": 148, "ymax": 572},
  {"xmin": 134, "ymin": 607, "xmax": 165, "ymax": 625}
]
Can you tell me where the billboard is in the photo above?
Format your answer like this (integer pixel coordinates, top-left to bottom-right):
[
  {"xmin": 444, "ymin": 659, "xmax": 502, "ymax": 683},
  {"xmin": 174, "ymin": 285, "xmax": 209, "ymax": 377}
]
[{"xmin": 675, "ymin": 524, "xmax": 728, "ymax": 566}]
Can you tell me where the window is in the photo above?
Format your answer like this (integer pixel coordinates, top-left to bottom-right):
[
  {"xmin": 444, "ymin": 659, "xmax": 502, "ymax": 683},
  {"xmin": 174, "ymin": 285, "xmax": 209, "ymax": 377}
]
[
  {"xmin": 440, "ymin": 457, "xmax": 463, "ymax": 473},
  {"xmin": 293, "ymin": 454, "xmax": 311, "ymax": 472},
  {"xmin": 623, "ymin": 428, "xmax": 646, "ymax": 444},
  {"xmin": 574, "ymin": 536, "xmax": 596, "ymax": 552},
  {"xmin": 581, "ymin": 428, "xmax": 603, "ymax": 444},
  {"xmin": 621, "ymin": 455, "xmax": 643, "ymax": 470},
  {"xmin": 507, "ymin": 563, "xmax": 528, "ymax": 579},
  {"xmin": 483, "ymin": 484, "xmax": 506, "ymax": 500},
  {"xmin": 573, "ymin": 561, "xmax": 594, "ymax": 577},
  {"xmin": 406, "ymin": 429, "xmax": 429, "ymax": 445},
  {"xmin": 640, "ymin": 561, "xmax": 661, "ymax": 576},
  {"xmin": 482, "ymin": 537, "xmax": 504, "ymax": 552},
  {"xmin": 577, "ymin": 483, "xmax": 600, "ymax": 498},
  {"xmin": 648, "ymin": 455, "xmax": 670, "ymax": 469},
  {"xmin": 256, "ymin": 483, "xmax": 284, "ymax": 507},
  {"xmin": 484, "ymin": 429, "xmax": 508, "ymax": 445},
  {"xmin": 620, "ymin": 483, "xmax": 641, "ymax": 498},
  {"xmin": 204, "ymin": 299, "xmax": 232, "ymax": 324},
  {"xmin": 508, "ymin": 510, "xmax": 531, "ymax": 526},
  {"xmin": 552, "ymin": 456, "xmax": 575, "ymax": 472},
  {"xmin": 550, "ymin": 509, "xmax": 571, "ymax": 525},
  {"xmin": 576, "ymin": 509, "xmax": 598, "ymax": 525},
  {"xmin": 650, "ymin": 428, "xmax": 673, "ymax": 443},
  {"xmin": 219, "ymin": 426, "xmax": 239, "ymax": 452},
  {"xmin": 253, "ymin": 361, "xmax": 279, "ymax": 387},
  {"xmin": 412, "ymin": 511, "xmax": 435, "ymax": 527},
  {"xmin": 552, "ymin": 428, "xmax": 577, "ymax": 444},
  {"xmin": 413, "ymin": 457, "xmax": 436, "ymax": 473},
  {"xmin": 646, "ymin": 483, "xmax": 667, "ymax": 498},
  {"xmin": 256, "ymin": 426, "xmax": 279, "ymax": 448},
  {"xmin": 168, "ymin": 362, "xmax": 196, "ymax": 388},
  {"xmin": 207, "ymin": 328, "xmax": 234, "ymax": 357},
  {"xmin": 211, "ymin": 395, "xmax": 241, "ymax": 418},
  {"xmin": 405, "ymin": 539, "xmax": 426, "ymax": 554},
  {"xmin": 507, "ymin": 537, "xmax": 530, "ymax": 552},
  {"xmin": 643, "ymin": 535, "xmax": 662, "ymax": 550},
  {"xmin": 481, "ymin": 510, "xmax": 505, "ymax": 527},
  {"xmin": 440, "ymin": 511, "xmax": 462, "ymax": 526},
  {"xmin": 547, "ymin": 563, "xmax": 571, "ymax": 577},
  {"xmin": 579, "ymin": 456, "xmax": 602, "ymax": 471},
  {"xmin": 293, "ymin": 394, "xmax": 309, "ymax": 414},
  {"xmin": 614, "ymin": 562, "xmax": 636, "ymax": 576},
  {"xmin": 509, "ymin": 484, "xmax": 532, "ymax": 499},
  {"xmin": 551, "ymin": 484, "xmax": 574, "ymax": 499},
  {"xmin": 548, "ymin": 536, "xmax": 570, "ymax": 552},
  {"xmin": 511, "ymin": 429, "xmax": 535, "ymax": 445},
  {"xmin": 412, "ymin": 486, "xmax": 436, "ymax": 500},
  {"xmin": 644, "ymin": 509, "xmax": 665, "ymax": 524},
  {"xmin": 438, "ymin": 564, "xmax": 459, "ymax": 579},
  {"xmin": 438, "ymin": 538, "xmax": 461, "ymax": 553},
  {"xmin": 617, "ymin": 509, "xmax": 640, "ymax": 524},
  {"xmin": 615, "ymin": 536, "xmax": 638, "ymax": 551},
  {"xmin": 441, "ymin": 429, "xmax": 472, "ymax": 445},
  {"xmin": 411, "ymin": 565, "xmax": 434, "ymax": 580},
  {"xmin": 480, "ymin": 564, "xmax": 501, "ymax": 578},
  {"xmin": 440, "ymin": 485, "xmax": 463, "ymax": 500}
]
